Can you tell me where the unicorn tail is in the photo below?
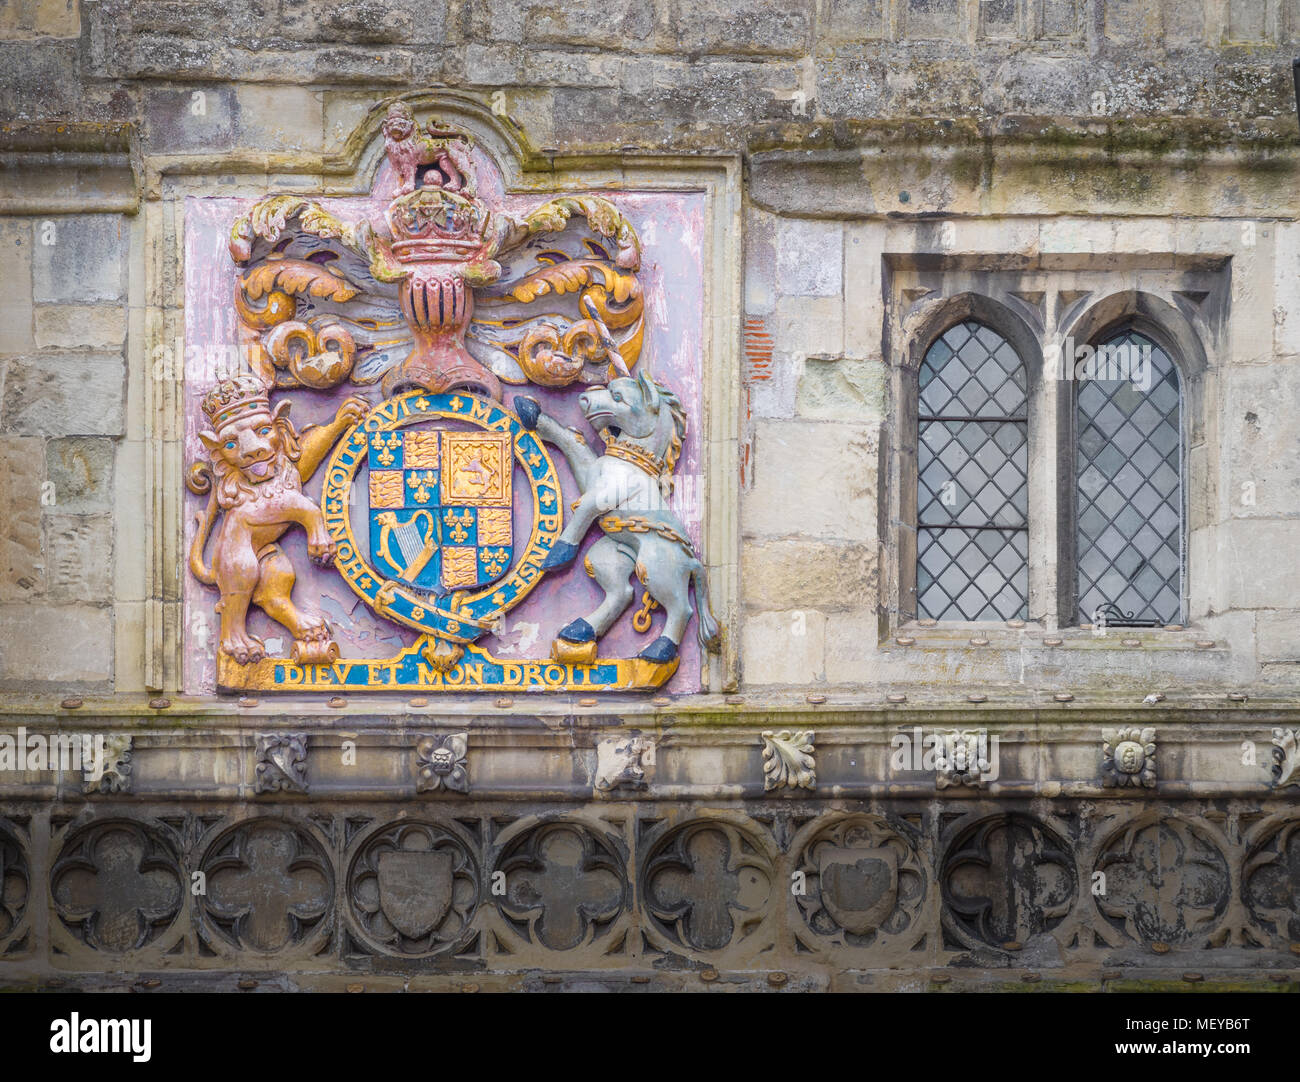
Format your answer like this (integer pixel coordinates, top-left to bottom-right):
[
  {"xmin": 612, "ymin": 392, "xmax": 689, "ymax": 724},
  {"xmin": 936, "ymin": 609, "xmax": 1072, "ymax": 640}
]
[{"xmin": 690, "ymin": 561, "xmax": 722, "ymax": 653}]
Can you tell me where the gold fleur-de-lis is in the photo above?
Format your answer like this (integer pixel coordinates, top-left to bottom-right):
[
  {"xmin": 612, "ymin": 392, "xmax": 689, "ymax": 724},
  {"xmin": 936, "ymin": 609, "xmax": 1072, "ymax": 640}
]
[
  {"xmin": 374, "ymin": 433, "xmax": 401, "ymax": 466},
  {"xmin": 407, "ymin": 469, "xmax": 436, "ymax": 504},
  {"xmin": 480, "ymin": 546, "xmax": 509, "ymax": 576},
  {"xmin": 443, "ymin": 507, "xmax": 472, "ymax": 543}
]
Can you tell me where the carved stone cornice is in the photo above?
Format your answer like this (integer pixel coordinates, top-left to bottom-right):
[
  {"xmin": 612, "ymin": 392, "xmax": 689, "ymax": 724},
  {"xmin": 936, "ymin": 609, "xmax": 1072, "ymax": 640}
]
[
  {"xmin": 0, "ymin": 701, "xmax": 1297, "ymax": 803},
  {"xmin": 0, "ymin": 122, "xmax": 140, "ymax": 215},
  {"xmin": 748, "ymin": 116, "xmax": 1300, "ymax": 221}
]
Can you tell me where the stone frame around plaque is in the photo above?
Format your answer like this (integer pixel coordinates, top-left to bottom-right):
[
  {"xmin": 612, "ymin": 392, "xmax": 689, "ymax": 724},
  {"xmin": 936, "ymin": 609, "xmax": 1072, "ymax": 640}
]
[{"xmin": 148, "ymin": 91, "xmax": 741, "ymax": 698}]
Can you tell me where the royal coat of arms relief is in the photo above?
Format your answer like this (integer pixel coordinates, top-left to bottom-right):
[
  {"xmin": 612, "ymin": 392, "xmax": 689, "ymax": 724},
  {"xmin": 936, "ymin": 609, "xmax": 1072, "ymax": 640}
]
[{"xmin": 183, "ymin": 100, "xmax": 720, "ymax": 694}]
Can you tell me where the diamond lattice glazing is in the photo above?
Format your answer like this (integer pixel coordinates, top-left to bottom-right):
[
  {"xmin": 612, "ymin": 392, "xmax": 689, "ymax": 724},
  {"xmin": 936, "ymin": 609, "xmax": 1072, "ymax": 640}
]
[
  {"xmin": 1075, "ymin": 331, "xmax": 1183, "ymax": 626},
  {"xmin": 917, "ymin": 320, "xmax": 1028, "ymax": 621}
]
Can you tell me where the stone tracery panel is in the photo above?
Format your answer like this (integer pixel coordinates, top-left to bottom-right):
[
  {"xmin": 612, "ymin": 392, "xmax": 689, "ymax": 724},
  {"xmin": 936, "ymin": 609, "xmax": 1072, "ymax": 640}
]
[
  {"xmin": 640, "ymin": 817, "xmax": 777, "ymax": 955},
  {"xmin": 197, "ymin": 818, "xmax": 334, "ymax": 955},
  {"xmin": 49, "ymin": 820, "xmax": 184, "ymax": 955},
  {"xmin": 492, "ymin": 819, "xmax": 628, "ymax": 953},
  {"xmin": 347, "ymin": 819, "xmax": 480, "ymax": 958},
  {"xmin": 2, "ymin": 799, "xmax": 1294, "ymax": 979},
  {"xmin": 791, "ymin": 812, "xmax": 928, "ymax": 952},
  {"xmin": 1092, "ymin": 814, "xmax": 1231, "ymax": 947},
  {"xmin": 940, "ymin": 813, "xmax": 1077, "ymax": 952},
  {"xmin": 0, "ymin": 820, "xmax": 30, "ymax": 956}
]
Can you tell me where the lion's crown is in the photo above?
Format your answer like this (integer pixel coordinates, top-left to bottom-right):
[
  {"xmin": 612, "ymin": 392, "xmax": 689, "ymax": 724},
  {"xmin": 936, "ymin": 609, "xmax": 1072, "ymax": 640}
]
[{"xmin": 201, "ymin": 375, "xmax": 270, "ymax": 427}]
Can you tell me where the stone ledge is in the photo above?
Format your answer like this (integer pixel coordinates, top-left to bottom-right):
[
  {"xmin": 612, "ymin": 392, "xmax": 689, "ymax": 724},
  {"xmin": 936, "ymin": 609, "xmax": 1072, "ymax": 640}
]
[
  {"xmin": 886, "ymin": 624, "xmax": 1231, "ymax": 651},
  {"xmin": 0, "ymin": 691, "xmax": 1295, "ymax": 721},
  {"xmin": 0, "ymin": 690, "xmax": 1294, "ymax": 719},
  {"xmin": 747, "ymin": 115, "xmax": 1300, "ymax": 157},
  {"xmin": 0, "ymin": 968, "xmax": 1294, "ymax": 993},
  {"xmin": 0, "ymin": 122, "xmax": 140, "ymax": 215},
  {"xmin": 0, "ymin": 712, "xmax": 1292, "ymax": 800},
  {"xmin": 749, "ymin": 117, "xmax": 1300, "ymax": 219}
]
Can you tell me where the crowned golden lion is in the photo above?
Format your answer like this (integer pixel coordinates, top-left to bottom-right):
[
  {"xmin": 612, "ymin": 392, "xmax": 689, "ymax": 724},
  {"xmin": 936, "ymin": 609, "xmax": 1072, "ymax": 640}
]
[{"xmin": 187, "ymin": 375, "xmax": 368, "ymax": 665}]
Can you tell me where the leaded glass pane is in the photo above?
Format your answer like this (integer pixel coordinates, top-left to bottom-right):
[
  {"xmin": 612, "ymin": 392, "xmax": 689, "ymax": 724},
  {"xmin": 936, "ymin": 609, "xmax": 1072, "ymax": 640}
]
[
  {"xmin": 1075, "ymin": 331, "xmax": 1183, "ymax": 626},
  {"xmin": 919, "ymin": 421, "xmax": 1028, "ymax": 527},
  {"xmin": 918, "ymin": 528, "xmax": 1029, "ymax": 622},
  {"xmin": 918, "ymin": 320, "xmax": 1028, "ymax": 419},
  {"xmin": 917, "ymin": 320, "xmax": 1028, "ymax": 621}
]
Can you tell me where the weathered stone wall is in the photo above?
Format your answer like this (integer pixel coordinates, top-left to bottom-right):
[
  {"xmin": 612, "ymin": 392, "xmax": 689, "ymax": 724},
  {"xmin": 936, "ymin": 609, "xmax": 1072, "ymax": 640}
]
[
  {"xmin": 2, "ymin": 1, "xmax": 1300, "ymax": 989},
  {"xmin": 0, "ymin": 209, "xmax": 127, "ymax": 690},
  {"xmin": 6, "ymin": 0, "xmax": 1300, "ymax": 134},
  {"xmin": 2, "ymin": 1, "xmax": 1298, "ymax": 697},
  {"xmin": 2, "ymin": 704, "xmax": 1299, "ymax": 990}
]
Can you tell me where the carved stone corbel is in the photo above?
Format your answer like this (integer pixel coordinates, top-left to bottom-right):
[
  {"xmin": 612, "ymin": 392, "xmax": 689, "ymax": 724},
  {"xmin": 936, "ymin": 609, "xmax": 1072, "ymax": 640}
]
[
  {"xmin": 1271, "ymin": 728, "xmax": 1300, "ymax": 789},
  {"xmin": 935, "ymin": 730, "xmax": 990, "ymax": 789},
  {"xmin": 594, "ymin": 733, "xmax": 654, "ymax": 793}
]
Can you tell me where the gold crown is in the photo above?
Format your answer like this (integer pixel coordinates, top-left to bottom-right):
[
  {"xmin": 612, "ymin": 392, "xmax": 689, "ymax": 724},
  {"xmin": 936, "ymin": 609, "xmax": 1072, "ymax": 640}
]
[
  {"xmin": 388, "ymin": 188, "xmax": 488, "ymax": 246},
  {"xmin": 201, "ymin": 375, "xmax": 270, "ymax": 426}
]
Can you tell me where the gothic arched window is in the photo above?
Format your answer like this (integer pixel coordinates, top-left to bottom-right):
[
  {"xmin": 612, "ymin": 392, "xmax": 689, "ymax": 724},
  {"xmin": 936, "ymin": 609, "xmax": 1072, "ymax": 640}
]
[
  {"xmin": 1075, "ymin": 329, "xmax": 1184, "ymax": 627},
  {"xmin": 916, "ymin": 320, "xmax": 1029, "ymax": 621}
]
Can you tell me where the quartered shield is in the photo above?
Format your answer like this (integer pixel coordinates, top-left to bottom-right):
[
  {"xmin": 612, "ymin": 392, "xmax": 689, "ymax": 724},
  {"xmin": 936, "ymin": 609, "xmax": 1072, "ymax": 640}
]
[
  {"xmin": 819, "ymin": 846, "xmax": 897, "ymax": 935},
  {"xmin": 367, "ymin": 425, "xmax": 514, "ymax": 596},
  {"xmin": 376, "ymin": 849, "xmax": 453, "ymax": 939}
]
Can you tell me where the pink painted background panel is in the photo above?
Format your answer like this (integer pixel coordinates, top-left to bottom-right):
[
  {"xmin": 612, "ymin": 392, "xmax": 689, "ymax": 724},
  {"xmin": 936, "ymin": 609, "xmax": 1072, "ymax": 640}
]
[{"xmin": 182, "ymin": 180, "xmax": 708, "ymax": 696}]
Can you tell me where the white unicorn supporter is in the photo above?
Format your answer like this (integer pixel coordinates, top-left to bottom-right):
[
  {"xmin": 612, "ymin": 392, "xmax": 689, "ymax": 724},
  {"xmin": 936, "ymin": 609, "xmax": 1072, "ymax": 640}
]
[{"xmin": 514, "ymin": 371, "xmax": 721, "ymax": 664}]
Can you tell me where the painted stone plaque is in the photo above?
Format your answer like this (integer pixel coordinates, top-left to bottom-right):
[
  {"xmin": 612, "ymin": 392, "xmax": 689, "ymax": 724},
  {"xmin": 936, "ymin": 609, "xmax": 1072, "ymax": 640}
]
[{"xmin": 182, "ymin": 101, "xmax": 718, "ymax": 694}]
